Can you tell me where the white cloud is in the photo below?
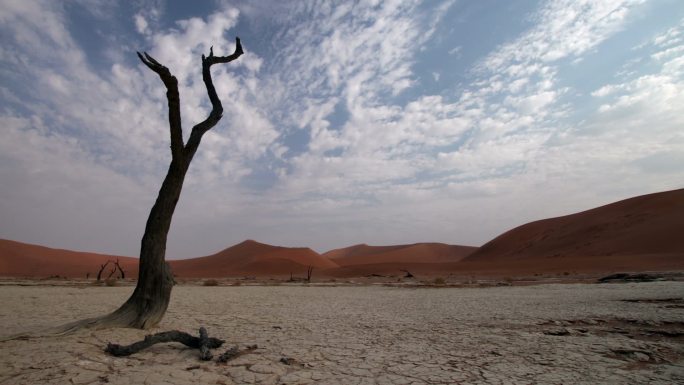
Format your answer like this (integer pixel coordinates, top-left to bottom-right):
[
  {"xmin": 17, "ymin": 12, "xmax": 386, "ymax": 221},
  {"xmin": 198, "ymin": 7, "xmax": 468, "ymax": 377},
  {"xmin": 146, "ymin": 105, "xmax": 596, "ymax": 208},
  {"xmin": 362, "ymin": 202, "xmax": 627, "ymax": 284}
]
[
  {"xmin": 448, "ymin": 46, "xmax": 462, "ymax": 56},
  {"xmin": 1, "ymin": 0, "xmax": 681, "ymax": 256},
  {"xmin": 0, "ymin": 0, "xmax": 277, "ymax": 255},
  {"xmin": 134, "ymin": 13, "xmax": 148, "ymax": 34}
]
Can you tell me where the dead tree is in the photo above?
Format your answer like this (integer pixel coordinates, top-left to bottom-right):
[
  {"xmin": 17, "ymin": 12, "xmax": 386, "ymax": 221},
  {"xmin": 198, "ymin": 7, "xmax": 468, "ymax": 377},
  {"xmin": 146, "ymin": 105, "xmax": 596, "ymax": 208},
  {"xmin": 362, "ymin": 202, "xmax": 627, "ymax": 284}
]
[
  {"xmin": 114, "ymin": 259, "xmax": 125, "ymax": 279},
  {"xmin": 52, "ymin": 38, "xmax": 244, "ymax": 333},
  {"xmin": 400, "ymin": 269, "xmax": 414, "ymax": 278},
  {"xmin": 97, "ymin": 261, "xmax": 112, "ymax": 282},
  {"xmin": 306, "ymin": 266, "xmax": 313, "ymax": 282}
]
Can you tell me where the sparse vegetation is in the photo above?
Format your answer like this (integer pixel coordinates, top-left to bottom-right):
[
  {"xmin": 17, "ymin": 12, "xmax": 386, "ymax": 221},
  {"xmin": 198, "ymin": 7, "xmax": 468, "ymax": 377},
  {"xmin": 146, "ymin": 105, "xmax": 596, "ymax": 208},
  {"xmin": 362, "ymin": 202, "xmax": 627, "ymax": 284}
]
[
  {"xmin": 203, "ymin": 279, "xmax": 219, "ymax": 287},
  {"xmin": 434, "ymin": 277, "xmax": 446, "ymax": 285},
  {"xmin": 105, "ymin": 278, "xmax": 118, "ymax": 287}
]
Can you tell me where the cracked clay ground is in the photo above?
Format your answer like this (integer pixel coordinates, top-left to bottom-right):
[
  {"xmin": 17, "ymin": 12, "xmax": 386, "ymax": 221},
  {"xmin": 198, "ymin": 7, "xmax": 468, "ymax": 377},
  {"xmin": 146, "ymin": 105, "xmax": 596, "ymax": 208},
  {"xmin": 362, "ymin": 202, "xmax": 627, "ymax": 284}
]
[{"xmin": 1, "ymin": 282, "xmax": 683, "ymax": 384}]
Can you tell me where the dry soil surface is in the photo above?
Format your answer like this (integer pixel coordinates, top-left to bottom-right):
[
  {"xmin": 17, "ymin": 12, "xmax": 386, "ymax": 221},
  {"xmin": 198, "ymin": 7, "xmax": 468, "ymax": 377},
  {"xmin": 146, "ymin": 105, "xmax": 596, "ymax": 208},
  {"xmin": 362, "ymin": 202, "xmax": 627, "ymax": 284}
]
[{"xmin": 1, "ymin": 282, "xmax": 683, "ymax": 384}]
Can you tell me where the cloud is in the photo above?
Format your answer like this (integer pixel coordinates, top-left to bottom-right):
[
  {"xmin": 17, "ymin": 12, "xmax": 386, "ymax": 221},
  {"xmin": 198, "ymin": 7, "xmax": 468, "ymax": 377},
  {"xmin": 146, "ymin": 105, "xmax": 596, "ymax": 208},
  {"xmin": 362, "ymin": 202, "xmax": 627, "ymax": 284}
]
[
  {"xmin": 589, "ymin": 19, "xmax": 684, "ymax": 137},
  {"xmin": 134, "ymin": 13, "xmax": 148, "ymax": 34},
  {"xmin": 0, "ymin": 0, "xmax": 681, "ymax": 256},
  {"xmin": 0, "ymin": 0, "xmax": 277, "ymax": 255}
]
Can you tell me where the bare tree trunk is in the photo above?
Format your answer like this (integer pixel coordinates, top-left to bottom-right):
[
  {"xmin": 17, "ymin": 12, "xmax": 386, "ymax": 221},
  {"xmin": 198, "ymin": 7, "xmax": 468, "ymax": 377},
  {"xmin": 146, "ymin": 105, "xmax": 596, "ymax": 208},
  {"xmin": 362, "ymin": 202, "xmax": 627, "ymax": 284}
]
[
  {"xmin": 103, "ymin": 155, "xmax": 189, "ymax": 327},
  {"xmin": 99, "ymin": 39, "xmax": 244, "ymax": 329}
]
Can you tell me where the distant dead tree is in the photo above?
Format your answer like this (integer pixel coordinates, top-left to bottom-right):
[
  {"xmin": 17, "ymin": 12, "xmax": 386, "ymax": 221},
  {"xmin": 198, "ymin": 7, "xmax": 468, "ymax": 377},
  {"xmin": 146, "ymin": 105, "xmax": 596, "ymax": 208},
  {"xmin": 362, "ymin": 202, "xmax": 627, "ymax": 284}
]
[
  {"xmin": 96, "ymin": 261, "xmax": 112, "ymax": 282},
  {"xmin": 51, "ymin": 38, "xmax": 244, "ymax": 333},
  {"xmin": 400, "ymin": 269, "xmax": 414, "ymax": 278},
  {"xmin": 114, "ymin": 259, "xmax": 125, "ymax": 279},
  {"xmin": 306, "ymin": 266, "xmax": 313, "ymax": 282}
]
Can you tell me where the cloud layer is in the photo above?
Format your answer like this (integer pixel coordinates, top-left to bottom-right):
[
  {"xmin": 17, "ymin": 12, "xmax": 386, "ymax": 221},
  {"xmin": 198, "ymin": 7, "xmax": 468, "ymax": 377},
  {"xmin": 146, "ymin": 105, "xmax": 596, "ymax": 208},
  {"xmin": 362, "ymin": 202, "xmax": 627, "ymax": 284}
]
[{"xmin": 0, "ymin": 0, "xmax": 682, "ymax": 256}]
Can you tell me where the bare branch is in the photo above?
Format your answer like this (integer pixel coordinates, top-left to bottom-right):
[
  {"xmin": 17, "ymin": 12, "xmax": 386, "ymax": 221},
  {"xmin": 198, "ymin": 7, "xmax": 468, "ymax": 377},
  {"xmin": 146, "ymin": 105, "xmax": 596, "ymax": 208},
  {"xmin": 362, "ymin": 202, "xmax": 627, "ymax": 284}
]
[
  {"xmin": 185, "ymin": 37, "xmax": 244, "ymax": 156},
  {"xmin": 105, "ymin": 330, "xmax": 224, "ymax": 357},
  {"xmin": 137, "ymin": 52, "xmax": 184, "ymax": 160}
]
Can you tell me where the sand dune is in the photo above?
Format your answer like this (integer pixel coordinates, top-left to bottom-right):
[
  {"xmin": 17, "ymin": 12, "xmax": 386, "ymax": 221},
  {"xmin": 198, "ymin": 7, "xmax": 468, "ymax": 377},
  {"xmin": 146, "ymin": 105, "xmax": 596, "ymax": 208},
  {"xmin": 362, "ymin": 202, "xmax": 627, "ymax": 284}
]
[
  {"xmin": 169, "ymin": 240, "xmax": 337, "ymax": 278},
  {"xmin": 324, "ymin": 242, "xmax": 477, "ymax": 266},
  {"xmin": 0, "ymin": 239, "xmax": 138, "ymax": 279},
  {"xmin": 462, "ymin": 188, "xmax": 684, "ymax": 274},
  {"xmin": 2, "ymin": 189, "xmax": 682, "ymax": 279}
]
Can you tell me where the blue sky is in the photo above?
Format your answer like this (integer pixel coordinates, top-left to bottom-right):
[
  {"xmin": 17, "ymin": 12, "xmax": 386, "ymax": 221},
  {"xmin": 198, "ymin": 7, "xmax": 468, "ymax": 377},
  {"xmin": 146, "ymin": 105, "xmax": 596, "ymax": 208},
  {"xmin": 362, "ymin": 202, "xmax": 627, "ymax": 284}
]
[{"xmin": 1, "ymin": 0, "xmax": 683, "ymax": 258}]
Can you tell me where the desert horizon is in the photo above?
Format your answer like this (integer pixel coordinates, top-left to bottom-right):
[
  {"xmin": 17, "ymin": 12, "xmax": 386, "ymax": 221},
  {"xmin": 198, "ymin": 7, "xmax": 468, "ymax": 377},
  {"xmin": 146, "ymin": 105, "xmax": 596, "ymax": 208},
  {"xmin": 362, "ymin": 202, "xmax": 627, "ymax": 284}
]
[{"xmin": 2, "ymin": 188, "xmax": 682, "ymax": 281}]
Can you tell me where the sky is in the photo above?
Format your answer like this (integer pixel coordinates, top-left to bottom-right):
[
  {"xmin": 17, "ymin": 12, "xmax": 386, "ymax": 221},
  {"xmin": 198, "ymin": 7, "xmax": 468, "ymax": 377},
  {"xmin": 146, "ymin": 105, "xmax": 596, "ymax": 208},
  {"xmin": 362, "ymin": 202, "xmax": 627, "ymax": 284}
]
[{"xmin": 1, "ymin": 0, "xmax": 683, "ymax": 258}]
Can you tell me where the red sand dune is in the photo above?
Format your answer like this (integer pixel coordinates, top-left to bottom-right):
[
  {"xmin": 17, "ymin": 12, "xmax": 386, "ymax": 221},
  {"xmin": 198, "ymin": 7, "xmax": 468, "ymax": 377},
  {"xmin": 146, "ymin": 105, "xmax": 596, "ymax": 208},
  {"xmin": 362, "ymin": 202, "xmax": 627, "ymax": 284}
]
[
  {"xmin": 169, "ymin": 240, "xmax": 338, "ymax": 278},
  {"xmin": 1, "ymin": 189, "xmax": 682, "ymax": 279},
  {"xmin": 324, "ymin": 243, "xmax": 477, "ymax": 266},
  {"xmin": 0, "ymin": 239, "xmax": 138, "ymax": 278},
  {"xmin": 461, "ymin": 188, "xmax": 684, "ymax": 274}
]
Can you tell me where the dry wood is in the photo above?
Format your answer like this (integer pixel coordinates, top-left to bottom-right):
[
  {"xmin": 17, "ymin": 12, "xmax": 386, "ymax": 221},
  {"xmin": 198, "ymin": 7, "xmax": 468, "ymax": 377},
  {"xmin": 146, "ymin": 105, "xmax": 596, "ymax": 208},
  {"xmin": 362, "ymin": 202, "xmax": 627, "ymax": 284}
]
[
  {"xmin": 198, "ymin": 326, "xmax": 213, "ymax": 360},
  {"xmin": 105, "ymin": 328, "xmax": 224, "ymax": 357}
]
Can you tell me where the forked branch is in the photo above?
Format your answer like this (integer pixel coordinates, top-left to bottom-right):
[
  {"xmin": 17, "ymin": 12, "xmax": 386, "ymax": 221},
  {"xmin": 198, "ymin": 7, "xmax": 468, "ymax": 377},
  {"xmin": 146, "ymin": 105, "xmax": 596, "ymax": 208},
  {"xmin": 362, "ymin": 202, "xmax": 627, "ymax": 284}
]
[
  {"xmin": 136, "ymin": 51, "xmax": 183, "ymax": 160},
  {"xmin": 136, "ymin": 37, "xmax": 243, "ymax": 161},
  {"xmin": 185, "ymin": 37, "xmax": 244, "ymax": 155}
]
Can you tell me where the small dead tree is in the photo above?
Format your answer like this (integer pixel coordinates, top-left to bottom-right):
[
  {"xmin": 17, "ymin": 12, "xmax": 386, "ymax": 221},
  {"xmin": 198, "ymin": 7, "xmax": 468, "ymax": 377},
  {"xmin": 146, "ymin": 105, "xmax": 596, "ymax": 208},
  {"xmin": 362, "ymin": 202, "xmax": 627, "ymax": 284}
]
[
  {"xmin": 114, "ymin": 259, "xmax": 125, "ymax": 279},
  {"xmin": 306, "ymin": 266, "xmax": 313, "ymax": 282},
  {"xmin": 97, "ymin": 261, "xmax": 112, "ymax": 282},
  {"xmin": 400, "ymin": 269, "xmax": 414, "ymax": 278}
]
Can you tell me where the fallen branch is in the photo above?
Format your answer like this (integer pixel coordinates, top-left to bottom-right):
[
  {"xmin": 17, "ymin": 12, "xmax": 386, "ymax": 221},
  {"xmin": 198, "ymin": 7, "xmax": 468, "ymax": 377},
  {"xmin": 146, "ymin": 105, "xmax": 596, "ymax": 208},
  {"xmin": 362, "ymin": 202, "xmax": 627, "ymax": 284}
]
[
  {"xmin": 105, "ymin": 328, "xmax": 224, "ymax": 357},
  {"xmin": 217, "ymin": 344, "xmax": 258, "ymax": 363}
]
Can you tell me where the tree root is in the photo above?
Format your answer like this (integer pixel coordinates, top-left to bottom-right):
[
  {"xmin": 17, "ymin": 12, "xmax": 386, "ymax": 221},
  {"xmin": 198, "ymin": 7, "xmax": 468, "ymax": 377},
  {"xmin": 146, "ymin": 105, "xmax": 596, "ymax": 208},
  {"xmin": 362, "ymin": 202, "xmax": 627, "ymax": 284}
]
[
  {"xmin": 0, "ymin": 299, "xmax": 168, "ymax": 342},
  {"xmin": 105, "ymin": 327, "xmax": 224, "ymax": 358}
]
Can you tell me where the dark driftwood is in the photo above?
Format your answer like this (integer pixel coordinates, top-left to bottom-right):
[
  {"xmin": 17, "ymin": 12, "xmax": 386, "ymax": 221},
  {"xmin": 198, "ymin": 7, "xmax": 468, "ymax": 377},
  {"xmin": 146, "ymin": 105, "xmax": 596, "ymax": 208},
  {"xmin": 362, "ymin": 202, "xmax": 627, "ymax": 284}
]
[
  {"xmin": 105, "ymin": 329, "xmax": 224, "ymax": 357},
  {"xmin": 199, "ymin": 326, "xmax": 213, "ymax": 360}
]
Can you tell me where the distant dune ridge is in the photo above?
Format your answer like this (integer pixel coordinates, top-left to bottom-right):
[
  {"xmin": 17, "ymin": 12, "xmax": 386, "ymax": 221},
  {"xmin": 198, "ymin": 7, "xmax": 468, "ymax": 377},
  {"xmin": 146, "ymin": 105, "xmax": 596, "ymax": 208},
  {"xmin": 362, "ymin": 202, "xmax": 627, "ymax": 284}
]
[
  {"xmin": 0, "ymin": 239, "xmax": 139, "ymax": 279},
  {"xmin": 461, "ymin": 188, "xmax": 684, "ymax": 274},
  {"xmin": 169, "ymin": 240, "xmax": 337, "ymax": 278},
  {"xmin": 1, "ymin": 188, "xmax": 683, "ymax": 278},
  {"xmin": 323, "ymin": 243, "xmax": 477, "ymax": 266}
]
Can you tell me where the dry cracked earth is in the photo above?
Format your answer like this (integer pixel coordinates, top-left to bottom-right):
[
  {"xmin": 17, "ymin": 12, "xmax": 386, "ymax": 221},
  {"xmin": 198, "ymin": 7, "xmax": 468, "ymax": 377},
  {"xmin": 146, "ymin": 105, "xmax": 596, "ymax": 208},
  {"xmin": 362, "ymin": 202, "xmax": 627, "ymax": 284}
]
[{"xmin": 0, "ymin": 282, "xmax": 683, "ymax": 384}]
